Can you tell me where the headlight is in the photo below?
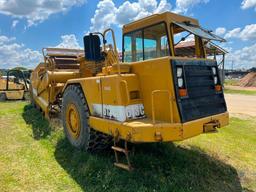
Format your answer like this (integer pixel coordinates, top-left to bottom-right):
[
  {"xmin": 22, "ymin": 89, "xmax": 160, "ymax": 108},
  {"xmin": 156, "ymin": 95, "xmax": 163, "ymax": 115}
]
[
  {"xmin": 212, "ymin": 67, "xmax": 217, "ymax": 75},
  {"xmin": 214, "ymin": 76, "xmax": 218, "ymax": 84},
  {"xmin": 177, "ymin": 67, "xmax": 183, "ymax": 77},
  {"xmin": 178, "ymin": 78, "xmax": 183, "ymax": 88}
]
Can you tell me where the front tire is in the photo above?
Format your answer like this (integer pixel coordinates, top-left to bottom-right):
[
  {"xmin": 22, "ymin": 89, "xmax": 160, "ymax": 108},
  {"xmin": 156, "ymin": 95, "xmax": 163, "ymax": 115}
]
[
  {"xmin": 0, "ymin": 93, "xmax": 6, "ymax": 101},
  {"xmin": 62, "ymin": 85, "xmax": 112, "ymax": 152}
]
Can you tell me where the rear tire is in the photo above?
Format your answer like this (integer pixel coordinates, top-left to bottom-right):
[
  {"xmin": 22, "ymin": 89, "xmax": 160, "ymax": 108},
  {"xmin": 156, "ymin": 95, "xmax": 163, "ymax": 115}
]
[
  {"xmin": 23, "ymin": 91, "xmax": 30, "ymax": 101},
  {"xmin": 0, "ymin": 93, "xmax": 6, "ymax": 101},
  {"xmin": 62, "ymin": 85, "xmax": 112, "ymax": 152}
]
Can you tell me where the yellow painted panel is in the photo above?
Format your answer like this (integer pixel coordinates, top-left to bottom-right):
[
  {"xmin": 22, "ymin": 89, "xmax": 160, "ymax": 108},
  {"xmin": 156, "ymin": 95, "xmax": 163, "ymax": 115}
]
[
  {"xmin": 101, "ymin": 75, "xmax": 122, "ymax": 105},
  {"xmin": 182, "ymin": 112, "xmax": 229, "ymax": 139},
  {"xmin": 33, "ymin": 88, "xmax": 49, "ymax": 112},
  {"xmin": 5, "ymin": 90, "xmax": 24, "ymax": 100},
  {"xmin": 80, "ymin": 77, "xmax": 102, "ymax": 115},
  {"xmin": 0, "ymin": 79, "xmax": 24, "ymax": 90},
  {"xmin": 131, "ymin": 57, "xmax": 180, "ymax": 123},
  {"xmin": 123, "ymin": 12, "xmax": 199, "ymax": 34},
  {"xmin": 101, "ymin": 74, "xmax": 141, "ymax": 106},
  {"xmin": 89, "ymin": 112, "xmax": 229, "ymax": 143},
  {"xmin": 89, "ymin": 116, "xmax": 183, "ymax": 143}
]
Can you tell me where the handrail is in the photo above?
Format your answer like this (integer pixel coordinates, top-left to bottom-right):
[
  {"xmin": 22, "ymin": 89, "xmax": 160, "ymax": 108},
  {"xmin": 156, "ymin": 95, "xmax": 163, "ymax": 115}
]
[
  {"xmin": 151, "ymin": 90, "xmax": 173, "ymax": 124},
  {"xmin": 103, "ymin": 28, "xmax": 121, "ymax": 75},
  {"xmin": 121, "ymin": 80, "xmax": 130, "ymax": 105}
]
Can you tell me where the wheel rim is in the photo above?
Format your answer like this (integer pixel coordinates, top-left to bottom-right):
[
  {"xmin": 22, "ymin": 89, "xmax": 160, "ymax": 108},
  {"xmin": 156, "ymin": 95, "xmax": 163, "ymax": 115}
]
[{"xmin": 66, "ymin": 103, "xmax": 81, "ymax": 139}]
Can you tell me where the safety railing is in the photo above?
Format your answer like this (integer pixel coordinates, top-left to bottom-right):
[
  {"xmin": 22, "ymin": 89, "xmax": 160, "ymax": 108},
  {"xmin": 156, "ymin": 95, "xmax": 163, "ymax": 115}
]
[
  {"xmin": 121, "ymin": 80, "xmax": 130, "ymax": 105},
  {"xmin": 103, "ymin": 28, "xmax": 121, "ymax": 75}
]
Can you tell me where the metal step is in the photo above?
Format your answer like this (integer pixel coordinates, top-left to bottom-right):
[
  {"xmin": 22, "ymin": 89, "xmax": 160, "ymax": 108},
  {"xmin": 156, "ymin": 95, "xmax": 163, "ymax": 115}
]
[
  {"xmin": 111, "ymin": 146, "xmax": 127, "ymax": 153},
  {"xmin": 114, "ymin": 163, "xmax": 132, "ymax": 171},
  {"xmin": 112, "ymin": 140, "xmax": 133, "ymax": 171}
]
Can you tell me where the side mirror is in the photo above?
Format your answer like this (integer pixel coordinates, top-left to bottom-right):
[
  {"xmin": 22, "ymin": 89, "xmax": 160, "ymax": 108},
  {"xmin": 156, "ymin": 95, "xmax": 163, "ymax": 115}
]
[{"xmin": 83, "ymin": 33, "xmax": 102, "ymax": 61}]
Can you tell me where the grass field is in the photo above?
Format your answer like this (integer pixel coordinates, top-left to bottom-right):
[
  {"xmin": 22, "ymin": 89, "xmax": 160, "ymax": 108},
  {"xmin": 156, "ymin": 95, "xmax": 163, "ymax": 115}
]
[
  {"xmin": 0, "ymin": 101, "xmax": 255, "ymax": 192},
  {"xmin": 224, "ymin": 79, "xmax": 256, "ymax": 95},
  {"xmin": 224, "ymin": 88, "xmax": 256, "ymax": 95},
  {"xmin": 225, "ymin": 79, "xmax": 240, "ymax": 86}
]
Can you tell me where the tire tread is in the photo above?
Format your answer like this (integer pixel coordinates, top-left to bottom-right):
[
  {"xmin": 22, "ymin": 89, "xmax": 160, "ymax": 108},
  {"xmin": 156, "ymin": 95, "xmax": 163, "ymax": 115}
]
[{"xmin": 63, "ymin": 84, "xmax": 112, "ymax": 152}]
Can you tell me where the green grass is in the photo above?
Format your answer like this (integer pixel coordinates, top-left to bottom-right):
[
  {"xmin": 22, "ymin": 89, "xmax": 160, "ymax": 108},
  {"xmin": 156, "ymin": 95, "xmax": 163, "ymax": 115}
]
[
  {"xmin": 224, "ymin": 78, "xmax": 256, "ymax": 95},
  {"xmin": 0, "ymin": 101, "xmax": 255, "ymax": 192},
  {"xmin": 224, "ymin": 88, "xmax": 256, "ymax": 95},
  {"xmin": 224, "ymin": 79, "xmax": 240, "ymax": 86}
]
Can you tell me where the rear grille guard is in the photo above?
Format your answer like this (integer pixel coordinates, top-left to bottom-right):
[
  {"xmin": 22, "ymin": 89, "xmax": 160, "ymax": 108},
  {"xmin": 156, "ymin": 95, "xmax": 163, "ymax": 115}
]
[{"xmin": 171, "ymin": 59, "xmax": 227, "ymax": 123}]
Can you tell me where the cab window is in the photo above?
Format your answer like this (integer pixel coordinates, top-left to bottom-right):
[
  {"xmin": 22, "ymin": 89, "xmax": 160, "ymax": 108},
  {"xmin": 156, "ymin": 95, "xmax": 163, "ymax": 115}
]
[
  {"xmin": 123, "ymin": 31, "xmax": 143, "ymax": 62},
  {"xmin": 171, "ymin": 23, "xmax": 206, "ymax": 58},
  {"xmin": 123, "ymin": 22, "xmax": 169, "ymax": 62}
]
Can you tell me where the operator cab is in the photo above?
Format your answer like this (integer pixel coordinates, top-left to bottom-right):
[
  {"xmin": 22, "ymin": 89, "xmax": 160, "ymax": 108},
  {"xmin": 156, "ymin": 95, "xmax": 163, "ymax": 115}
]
[
  {"xmin": 122, "ymin": 12, "xmax": 227, "ymax": 123},
  {"xmin": 122, "ymin": 12, "xmax": 225, "ymax": 62}
]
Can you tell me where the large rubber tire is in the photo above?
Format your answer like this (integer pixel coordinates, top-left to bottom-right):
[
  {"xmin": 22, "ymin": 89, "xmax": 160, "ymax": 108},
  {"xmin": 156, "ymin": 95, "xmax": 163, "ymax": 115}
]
[
  {"xmin": 62, "ymin": 85, "xmax": 112, "ymax": 152},
  {"xmin": 23, "ymin": 91, "xmax": 30, "ymax": 101},
  {"xmin": 0, "ymin": 93, "xmax": 6, "ymax": 101}
]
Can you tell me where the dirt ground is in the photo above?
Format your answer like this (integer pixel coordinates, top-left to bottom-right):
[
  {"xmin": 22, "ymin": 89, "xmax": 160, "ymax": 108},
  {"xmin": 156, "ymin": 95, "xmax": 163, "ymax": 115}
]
[{"xmin": 225, "ymin": 94, "xmax": 256, "ymax": 117}]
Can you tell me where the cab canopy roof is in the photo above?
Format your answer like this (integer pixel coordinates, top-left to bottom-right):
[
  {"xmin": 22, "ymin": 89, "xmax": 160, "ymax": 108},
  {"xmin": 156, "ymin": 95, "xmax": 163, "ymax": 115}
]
[
  {"xmin": 123, "ymin": 12, "xmax": 225, "ymax": 42},
  {"xmin": 175, "ymin": 41, "xmax": 228, "ymax": 57}
]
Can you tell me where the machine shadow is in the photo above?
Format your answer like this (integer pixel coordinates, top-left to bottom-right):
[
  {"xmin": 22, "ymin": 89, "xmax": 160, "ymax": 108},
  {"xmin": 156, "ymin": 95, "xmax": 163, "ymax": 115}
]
[
  {"xmin": 54, "ymin": 138, "xmax": 243, "ymax": 192},
  {"xmin": 21, "ymin": 104, "xmax": 243, "ymax": 191},
  {"xmin": 22, "ymin": 104, "xmax": 52, "ymax": 140}
]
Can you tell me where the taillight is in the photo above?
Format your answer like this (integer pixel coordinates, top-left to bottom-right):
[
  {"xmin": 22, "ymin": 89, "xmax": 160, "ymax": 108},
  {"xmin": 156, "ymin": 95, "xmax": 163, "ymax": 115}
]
[
  {"xmin": 215, "ymin": 85, "xmax": 222, "ymax": 92},
  {"xmin": 212, "ymin": 67, "xmax": 222, "ymax": 92},
  {"xmin": 179, "ymin": 88, "xmax": 188, "ymax": 97},
  {"xmin": 176, "ymin": 66, "xmax": 188, "ymax": 97}
]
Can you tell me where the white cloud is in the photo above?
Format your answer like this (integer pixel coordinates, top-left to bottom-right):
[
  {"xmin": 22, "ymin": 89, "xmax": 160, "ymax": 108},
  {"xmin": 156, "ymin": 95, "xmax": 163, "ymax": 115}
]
[
  {"xmin": 224, "ymin": 24, "xmax": 256, "ymax": 41},
  {"xmin": 0, "ymin": 34, "xmax": 83, "ymax": 69},
  {"xmin": 224, "ymin": 28, "xmax": 241, "ymax": 39},
  {"xmin": 139, "ymin": 0, "xmax": 158, "ymax": 11},
  {"xmin": 241, "ymin": 0, "xmax": 256, "ymax": 10},
  {"xmin": 90, "ymin": 0, "xmax": 117, "ymax": 32},
  {"xmin": 115, "ymin": 1, "xmax": 141, "ymax": 26},
  {"xmin": 0, "ymin": 35, "xmax": 15, "ymax": 44},
  {"xmin": 175, "ymin": 0, "xmax": 209, "ymax": 13},
  {"xmin": 0, "ymin": 0, "xmax": 86, "ymax": 26},
  {"xmin": 155, "ymin": 0, "xmax": 172, "ymax": 13},
  {"xmin": 11, "ymin": 20, "xmax": 19, "ymax": 28},
  {"xmin": 226, "ymin": 43, "xmax": 256, "ymax": 69},
  {"xmin": 215, "ymin": 27, "xmax": 226, "ymax": 36},
  {"xmin": 240, "ymin": 24, "xmax": 256, "ymax": 40},
  {"xmin": 55, "ymin": 34, "xmax": 81, "ymax": 49},
  {"xmin": 0, "ymin": 35, "xmax": 42, "ymax": 69},
  {"xmin": 89, "ymin": 0, "xmax": 216, "ymax": 32},
  {"xmin": 90, "ymin": 0, "xmax": 171, "ymax": 32}
]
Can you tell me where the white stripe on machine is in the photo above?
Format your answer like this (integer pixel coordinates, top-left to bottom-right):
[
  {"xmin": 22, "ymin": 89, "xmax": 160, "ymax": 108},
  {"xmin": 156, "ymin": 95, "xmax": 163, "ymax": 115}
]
[{"xmin": 92, "ymin": 104, "xmax": 145, "ymax": 122}]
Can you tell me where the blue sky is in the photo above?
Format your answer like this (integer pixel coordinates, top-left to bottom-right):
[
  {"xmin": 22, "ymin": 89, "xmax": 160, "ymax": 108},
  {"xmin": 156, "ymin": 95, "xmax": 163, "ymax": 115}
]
[{"xmin": 0, "ymin": 0, "xmax": 255, "ymax": 69}]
